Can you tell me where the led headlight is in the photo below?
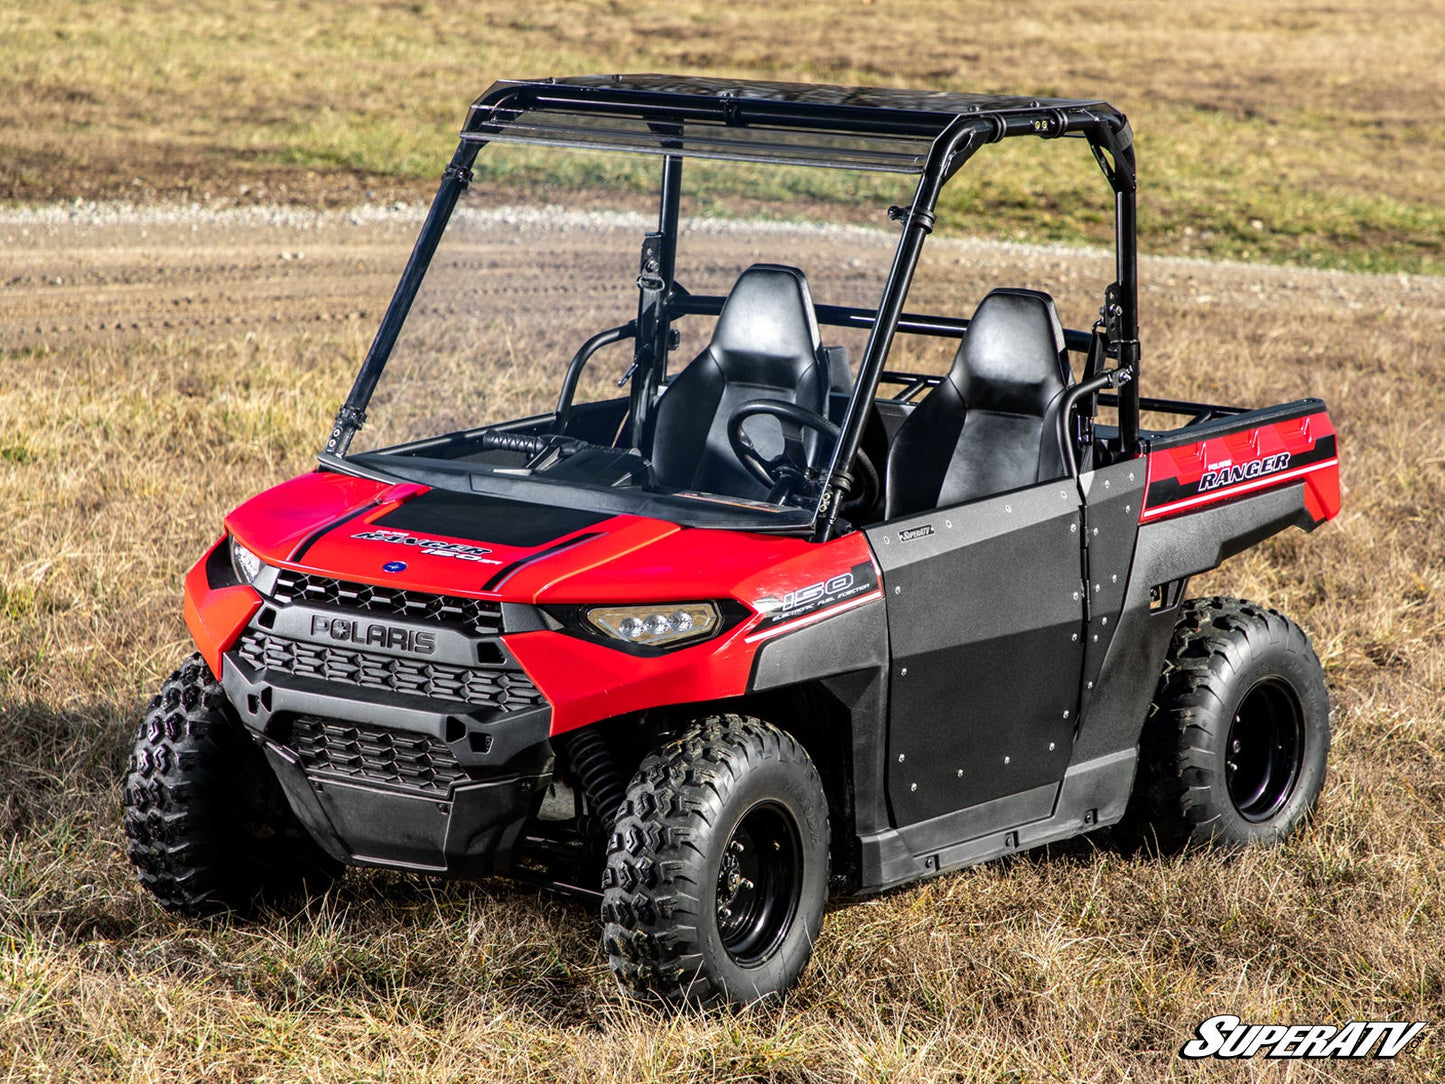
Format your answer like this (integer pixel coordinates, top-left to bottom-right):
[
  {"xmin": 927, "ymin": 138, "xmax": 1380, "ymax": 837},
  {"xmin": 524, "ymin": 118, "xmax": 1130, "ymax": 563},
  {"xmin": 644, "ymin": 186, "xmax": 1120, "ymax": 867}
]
[
  {"xmin": 585, "ymin": 602, "xmax": 721, "ymax": 649},
  {"xmin": 229, "ymin": 536, "xmax": 267, "ymax": 584}
]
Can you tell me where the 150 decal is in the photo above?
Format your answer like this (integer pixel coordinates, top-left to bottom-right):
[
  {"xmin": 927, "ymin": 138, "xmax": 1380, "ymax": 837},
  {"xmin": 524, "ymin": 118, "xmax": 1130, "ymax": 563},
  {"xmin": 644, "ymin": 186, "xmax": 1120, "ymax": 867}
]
[{"xmin": 753, "ymin": 562, "xmax": 880, "ymax": 629}]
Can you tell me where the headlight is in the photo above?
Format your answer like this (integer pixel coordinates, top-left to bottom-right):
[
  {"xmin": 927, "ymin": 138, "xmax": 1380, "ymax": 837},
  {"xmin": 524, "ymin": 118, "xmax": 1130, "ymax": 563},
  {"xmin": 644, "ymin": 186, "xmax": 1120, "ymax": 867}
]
[
  {"xmin": 585, "ymin": 602, "xmax": 721, "ymax": 649},
  {"xmin": 229, "ymin": 537, "xmax": 267, "ymax": 584}
]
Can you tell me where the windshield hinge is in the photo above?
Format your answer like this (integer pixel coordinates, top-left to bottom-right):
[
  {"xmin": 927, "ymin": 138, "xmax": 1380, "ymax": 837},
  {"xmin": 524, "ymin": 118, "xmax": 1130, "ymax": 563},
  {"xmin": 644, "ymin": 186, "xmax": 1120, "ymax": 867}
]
[
  {"xmin": 1100, "ymin": 283, "xmax": 1124, "ymax": 352},
  {"xmin": 887, "ymin": 204, "xmax": 936, "ymax": 233},
  {"xmin": 636, "ymin": 232, "xmax": 666, "ymax": 293},
  {"xmin": 324, "ymin": 404, "xmax": 367, "ymax": 456},
  {"xmin": 442, "ymin": 163, "xmax": 475, "ymax": 188}
]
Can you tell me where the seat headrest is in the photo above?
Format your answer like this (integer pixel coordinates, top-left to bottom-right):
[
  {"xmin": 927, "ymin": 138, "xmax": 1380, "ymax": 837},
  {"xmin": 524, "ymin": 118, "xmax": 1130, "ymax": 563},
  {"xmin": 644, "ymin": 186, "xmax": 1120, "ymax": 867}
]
[
  {"xmin": 710, "ymin": 264, "xmax": 822, "ymax": 366},
  {"xmin": 949, "ymin": 288, "xmax": 1070, "ymax": 417}
]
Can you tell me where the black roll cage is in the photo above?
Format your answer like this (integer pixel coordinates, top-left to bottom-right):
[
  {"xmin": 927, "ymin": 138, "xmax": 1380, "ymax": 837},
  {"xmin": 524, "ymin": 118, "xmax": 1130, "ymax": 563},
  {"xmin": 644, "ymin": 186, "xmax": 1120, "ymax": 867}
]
[{"xmin": 323, "ymin": 75, "xmax": 1140, "ymax": 542}]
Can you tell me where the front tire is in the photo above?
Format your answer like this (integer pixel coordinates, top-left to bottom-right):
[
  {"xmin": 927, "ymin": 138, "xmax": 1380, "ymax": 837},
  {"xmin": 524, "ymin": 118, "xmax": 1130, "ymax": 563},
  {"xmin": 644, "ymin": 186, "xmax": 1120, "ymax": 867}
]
[
  {"xmin": 1122, "ymin": 597, "xmax": 1331, "ymax": 850},
  {"xmin": 602, "ymin": 715, "xmax": 829, "ymax": 1007},
  {"xmin": 123, "ymin": 653, "xmax": 340, "ymax": 916}
]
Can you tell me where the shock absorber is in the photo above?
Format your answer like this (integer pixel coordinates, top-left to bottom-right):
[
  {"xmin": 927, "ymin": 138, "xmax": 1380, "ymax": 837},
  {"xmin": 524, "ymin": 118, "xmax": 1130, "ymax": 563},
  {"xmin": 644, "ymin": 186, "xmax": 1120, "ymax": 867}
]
[{"xmin": 563, "ymin": 727, "xmax": 626, "ymax": 826}]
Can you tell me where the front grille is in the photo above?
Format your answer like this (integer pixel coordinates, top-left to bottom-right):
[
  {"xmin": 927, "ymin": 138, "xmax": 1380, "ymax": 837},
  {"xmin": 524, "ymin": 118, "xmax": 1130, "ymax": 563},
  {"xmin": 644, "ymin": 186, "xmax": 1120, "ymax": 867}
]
[
  {"xmin": 233, "ymin": 630, "xmax": 545, "ymax": 711},
  {"xmin": 286, "ymin": 716, "xmax": 465, "ymax": 794},
  {"xmin": 270, "ymin": 571, "xmax": 504, "ymax": 636}
]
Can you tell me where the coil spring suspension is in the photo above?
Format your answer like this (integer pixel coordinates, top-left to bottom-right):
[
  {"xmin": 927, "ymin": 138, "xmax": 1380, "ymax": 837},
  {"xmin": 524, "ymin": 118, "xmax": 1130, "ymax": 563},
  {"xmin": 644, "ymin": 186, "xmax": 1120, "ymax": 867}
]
[{"xmin": 564, "ymin": 727, "xmax": 626, "ymax": 826}]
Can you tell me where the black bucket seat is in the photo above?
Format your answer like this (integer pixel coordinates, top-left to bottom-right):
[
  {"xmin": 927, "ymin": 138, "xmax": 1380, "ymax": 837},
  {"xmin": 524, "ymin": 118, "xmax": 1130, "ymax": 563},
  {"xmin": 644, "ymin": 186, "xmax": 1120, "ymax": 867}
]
[
  {"xmin": 648, "ymin": 264, "xmax": 831, "ymax": 498},
  {"xmin": 884, "ymin": 288, "xmax": 1073, "ymax": 518}
]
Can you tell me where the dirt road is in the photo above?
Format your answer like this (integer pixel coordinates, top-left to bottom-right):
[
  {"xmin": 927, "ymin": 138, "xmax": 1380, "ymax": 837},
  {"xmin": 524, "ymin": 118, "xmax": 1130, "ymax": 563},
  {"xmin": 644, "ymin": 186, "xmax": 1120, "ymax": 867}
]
[{"xmin": 4, "ymin": 202, "xmax": 1442, "ymax": 356}]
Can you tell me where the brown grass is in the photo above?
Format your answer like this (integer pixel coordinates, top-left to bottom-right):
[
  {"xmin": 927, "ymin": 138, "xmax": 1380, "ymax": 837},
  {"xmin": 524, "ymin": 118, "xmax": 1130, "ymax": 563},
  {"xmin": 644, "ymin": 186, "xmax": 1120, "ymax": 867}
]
[{"xmin": 1, "ymin": 205, "xmax": 1443, "ymax": 1080}]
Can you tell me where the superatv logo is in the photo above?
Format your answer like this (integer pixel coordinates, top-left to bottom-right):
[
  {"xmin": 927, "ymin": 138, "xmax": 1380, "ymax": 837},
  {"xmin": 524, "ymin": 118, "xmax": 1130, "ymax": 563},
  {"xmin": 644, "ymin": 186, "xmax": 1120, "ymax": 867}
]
[
  {"xmin": 309, "ymin": 615, "xmax": 437, "ymax": 655},
  {"xmin": 898, "ymin": 524, "xmax": 935, "ymax": 543},
  {"xmin": 351, "ymin": 528, "xmax": 502, "ymax": 564},
  {"xmin": 1198, "ymin": 452, "xmax": 1290, "ymax": 493},
  {"xmin": 1180, "ymin": 1015, "xmax": 1426, "ymax": 1060}
]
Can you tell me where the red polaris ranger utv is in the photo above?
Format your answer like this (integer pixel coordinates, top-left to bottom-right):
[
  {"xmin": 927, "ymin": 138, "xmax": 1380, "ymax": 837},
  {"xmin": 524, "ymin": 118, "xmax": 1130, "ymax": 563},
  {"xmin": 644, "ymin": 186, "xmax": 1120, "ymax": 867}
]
[{"xmin": 124, "ymin": 76, "xmax": 1341, "ymax": 1006}]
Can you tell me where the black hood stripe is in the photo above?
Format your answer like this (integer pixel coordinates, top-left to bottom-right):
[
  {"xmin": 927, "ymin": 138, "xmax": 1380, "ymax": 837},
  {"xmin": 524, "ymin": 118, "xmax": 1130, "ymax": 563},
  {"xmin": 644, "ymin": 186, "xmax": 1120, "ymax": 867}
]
[
  {"xmin": 373, "ymin": 490, "xmax": 610, "ymax": 549},
  {"xmin": 288, "ymin": 499, "xmax": 386, "ymax": 564},
  {"xmin": 481, "ymin": 532, "xmax": 604, "ymax": 592}
]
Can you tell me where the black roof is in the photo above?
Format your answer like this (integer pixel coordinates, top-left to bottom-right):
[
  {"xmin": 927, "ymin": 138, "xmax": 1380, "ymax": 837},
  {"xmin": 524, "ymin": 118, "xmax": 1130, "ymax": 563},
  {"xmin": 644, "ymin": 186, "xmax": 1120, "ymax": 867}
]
[{"xmin": 464, "ymin": 74, "xmax": 1127, "ymax": 174}]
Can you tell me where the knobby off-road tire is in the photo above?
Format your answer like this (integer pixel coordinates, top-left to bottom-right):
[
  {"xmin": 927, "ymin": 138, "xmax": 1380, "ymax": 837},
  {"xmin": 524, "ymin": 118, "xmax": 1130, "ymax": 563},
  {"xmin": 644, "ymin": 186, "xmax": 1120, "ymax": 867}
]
[
  {"xmin": 123, "ymin": 653, "xmax": 340, "ymax": 916},
  {"xmin": 602, "ymin": 715, "xmax": 830, "ymax": 1007},
  {"xmin": 1122, "ymin": 597, "xmax": 1331, "ymax": 851}
]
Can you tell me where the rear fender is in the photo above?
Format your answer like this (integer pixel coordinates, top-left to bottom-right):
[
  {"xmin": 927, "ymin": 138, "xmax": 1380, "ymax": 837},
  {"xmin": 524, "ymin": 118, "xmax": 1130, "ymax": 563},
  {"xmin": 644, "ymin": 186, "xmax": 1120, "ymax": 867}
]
[{"xmin": 1074, "ymin": 403, "xmax": 1340, "ymax": 763}]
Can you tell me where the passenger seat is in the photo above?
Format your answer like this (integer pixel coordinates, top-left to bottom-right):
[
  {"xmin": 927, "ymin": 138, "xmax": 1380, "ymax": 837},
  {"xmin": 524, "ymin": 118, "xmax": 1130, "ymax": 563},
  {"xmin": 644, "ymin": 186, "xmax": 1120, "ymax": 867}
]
[{"xmin": 884, "ymin": 288, "xmax": 1072, "ymax": 518}]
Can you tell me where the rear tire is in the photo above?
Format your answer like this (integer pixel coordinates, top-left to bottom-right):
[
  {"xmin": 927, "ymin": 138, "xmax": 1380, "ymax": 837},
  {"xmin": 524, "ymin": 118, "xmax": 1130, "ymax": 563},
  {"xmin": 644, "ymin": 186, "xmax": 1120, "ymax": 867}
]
[
  {"xmin": 1121, "ymin": 597, "xmax": 1331, "ymax": 850},
  {"xmin": 123, "ymin": 653, "xmax": 340, "ymax": 916},
  {"xmin": 602, "ymin": 715, "xmax": 829, "ymax": 1007}
]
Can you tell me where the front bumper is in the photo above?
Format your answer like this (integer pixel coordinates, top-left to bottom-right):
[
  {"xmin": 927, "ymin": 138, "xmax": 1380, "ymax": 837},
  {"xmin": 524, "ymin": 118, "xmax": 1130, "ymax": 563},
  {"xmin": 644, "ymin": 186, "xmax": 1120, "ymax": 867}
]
[{"xmin": 218, "ymin": 583, "xmax": 555, "ymax": 875}]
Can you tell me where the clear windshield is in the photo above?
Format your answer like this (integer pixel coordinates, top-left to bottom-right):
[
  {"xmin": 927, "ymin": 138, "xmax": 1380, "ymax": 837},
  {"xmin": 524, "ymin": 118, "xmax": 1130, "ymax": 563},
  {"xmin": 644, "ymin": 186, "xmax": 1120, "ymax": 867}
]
[{"xmin": 346, "ymin": 143, "xmax": 911, "ymax": 529}]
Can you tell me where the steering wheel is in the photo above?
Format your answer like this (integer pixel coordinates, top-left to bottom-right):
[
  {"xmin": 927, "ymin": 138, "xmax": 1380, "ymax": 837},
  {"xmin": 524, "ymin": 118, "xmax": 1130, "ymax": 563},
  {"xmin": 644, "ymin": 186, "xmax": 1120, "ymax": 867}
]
[{"xmin": 726, "ymin": 400, "xmax": 879, "ymax": 513}]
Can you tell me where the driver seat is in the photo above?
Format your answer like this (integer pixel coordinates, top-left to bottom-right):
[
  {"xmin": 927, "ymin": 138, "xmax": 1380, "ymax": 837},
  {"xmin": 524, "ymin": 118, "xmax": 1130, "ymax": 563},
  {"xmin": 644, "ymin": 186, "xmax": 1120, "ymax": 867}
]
[{"xmin": 648, "ymin": 264, "xmax": 831, "ymax": 498}]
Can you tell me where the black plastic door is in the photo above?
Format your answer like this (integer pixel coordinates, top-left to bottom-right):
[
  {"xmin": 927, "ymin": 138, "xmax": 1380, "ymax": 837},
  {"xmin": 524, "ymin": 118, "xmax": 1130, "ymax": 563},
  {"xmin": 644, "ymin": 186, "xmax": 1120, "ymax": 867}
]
[{"xmin": 867, "ymin": 479, "xmax": 1087, "ymax": 827}]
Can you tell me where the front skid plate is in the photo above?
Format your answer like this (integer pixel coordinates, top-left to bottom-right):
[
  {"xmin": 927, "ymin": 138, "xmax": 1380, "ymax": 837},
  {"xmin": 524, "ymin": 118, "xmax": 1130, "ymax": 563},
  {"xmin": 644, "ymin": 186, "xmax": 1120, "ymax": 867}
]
[
  {"xmin": 218, "ymin": 653, "xmax": 554, "ymax": 874},
  {"xmin": 260, "ymin": 738, "xmax": 548, "ymax": 875}
]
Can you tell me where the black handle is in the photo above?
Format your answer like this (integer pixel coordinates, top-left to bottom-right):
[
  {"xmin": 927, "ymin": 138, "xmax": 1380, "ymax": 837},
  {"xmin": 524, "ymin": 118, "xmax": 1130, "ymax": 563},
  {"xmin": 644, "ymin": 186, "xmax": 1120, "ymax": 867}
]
[{"xmin": 1056, "ymin": 365, "xmax": 1135, "ymax": 478}]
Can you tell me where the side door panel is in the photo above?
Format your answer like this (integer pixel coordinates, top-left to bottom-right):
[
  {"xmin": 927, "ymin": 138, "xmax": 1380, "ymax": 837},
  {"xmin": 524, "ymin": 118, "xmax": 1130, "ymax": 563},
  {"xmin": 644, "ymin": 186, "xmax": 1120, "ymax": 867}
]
[{"xmin": 867, "ymin": 480, "xmax": 1086, "ymax": 826}]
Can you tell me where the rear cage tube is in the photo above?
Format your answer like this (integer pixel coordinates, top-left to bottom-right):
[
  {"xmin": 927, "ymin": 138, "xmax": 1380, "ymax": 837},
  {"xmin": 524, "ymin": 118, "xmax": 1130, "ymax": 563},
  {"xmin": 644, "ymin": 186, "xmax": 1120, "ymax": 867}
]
[{"xmin": 813, "ymin": 109, "xmax": 1138, "ymax": 540}]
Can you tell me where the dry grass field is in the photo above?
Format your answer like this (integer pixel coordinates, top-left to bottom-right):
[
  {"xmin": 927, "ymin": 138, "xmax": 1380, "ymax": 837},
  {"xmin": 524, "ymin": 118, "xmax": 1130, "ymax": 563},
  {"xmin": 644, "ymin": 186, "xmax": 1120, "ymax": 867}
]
[
  {"xmin": 1, "ymin": 206, "xmax": 1443, "ymax": 1081},
  {"xmin": 2, "ymin": 1, "xmax": 1444, "ymax": 1080}
]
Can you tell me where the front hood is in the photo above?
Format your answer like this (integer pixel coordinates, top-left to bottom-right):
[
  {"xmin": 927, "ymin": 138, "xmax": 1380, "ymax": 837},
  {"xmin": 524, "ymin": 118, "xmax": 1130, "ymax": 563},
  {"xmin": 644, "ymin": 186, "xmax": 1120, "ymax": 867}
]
[{"xmin": 225, "ymin": 471, "xmax": 681, "ymax": 603}]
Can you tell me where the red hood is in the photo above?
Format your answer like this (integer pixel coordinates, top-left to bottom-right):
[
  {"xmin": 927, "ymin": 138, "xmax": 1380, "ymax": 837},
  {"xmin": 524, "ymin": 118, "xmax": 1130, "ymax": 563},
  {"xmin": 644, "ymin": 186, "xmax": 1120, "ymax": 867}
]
[
  {"xmin": 224, "ymin": 471, "xmax": 675, "ymax": 602},
  {"xmin": 221, "ymin": 471, "xmax": 829, "ymax": 607},
  {"xmin": 192, "ymin": 470, "xmax": 878, "ymax": 719}
]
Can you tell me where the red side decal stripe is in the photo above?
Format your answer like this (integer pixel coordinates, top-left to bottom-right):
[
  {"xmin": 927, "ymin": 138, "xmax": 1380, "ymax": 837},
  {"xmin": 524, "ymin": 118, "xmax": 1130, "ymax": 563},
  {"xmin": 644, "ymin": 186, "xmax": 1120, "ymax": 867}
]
[{"xmin": 1139, "ymin": 458, "xmax": 1339, "ymax": 522}]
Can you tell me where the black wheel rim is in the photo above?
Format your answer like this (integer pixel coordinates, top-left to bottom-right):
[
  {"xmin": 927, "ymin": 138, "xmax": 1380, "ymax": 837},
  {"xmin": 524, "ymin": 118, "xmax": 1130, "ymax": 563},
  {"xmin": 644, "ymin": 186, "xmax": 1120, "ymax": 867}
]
[
  {"xmin": 714, "ymin": 801, "xmax": 804, "ymax": 968},
  {"xmin": 1225, "ymin": 678, "xmax": 1305, "ymax": 822}
]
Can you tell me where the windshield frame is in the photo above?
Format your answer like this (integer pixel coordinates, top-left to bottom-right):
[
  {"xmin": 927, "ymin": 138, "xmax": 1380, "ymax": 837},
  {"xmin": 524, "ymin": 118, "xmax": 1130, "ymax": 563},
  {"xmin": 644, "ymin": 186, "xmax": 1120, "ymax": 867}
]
[{"xmin": 322, "ymin": 76, "xmax": 1139, "ymax": 540}]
